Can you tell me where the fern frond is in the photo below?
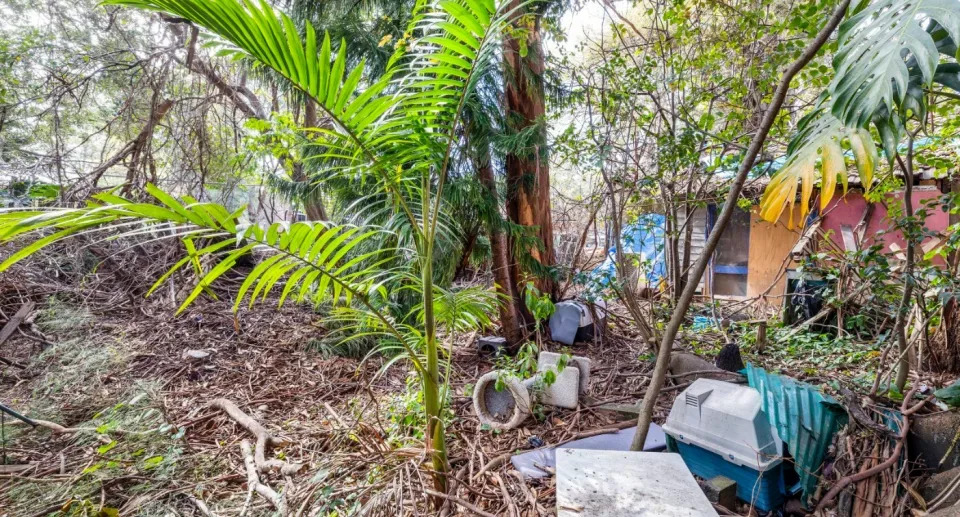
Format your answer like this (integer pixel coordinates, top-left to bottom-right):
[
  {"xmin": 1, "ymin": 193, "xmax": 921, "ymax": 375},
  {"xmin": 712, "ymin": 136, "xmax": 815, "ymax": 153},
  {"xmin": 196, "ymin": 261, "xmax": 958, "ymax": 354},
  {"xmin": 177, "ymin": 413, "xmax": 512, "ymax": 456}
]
[{"xmin": 0, "ymin": 186, "xmax": 425, "ymax": 373}]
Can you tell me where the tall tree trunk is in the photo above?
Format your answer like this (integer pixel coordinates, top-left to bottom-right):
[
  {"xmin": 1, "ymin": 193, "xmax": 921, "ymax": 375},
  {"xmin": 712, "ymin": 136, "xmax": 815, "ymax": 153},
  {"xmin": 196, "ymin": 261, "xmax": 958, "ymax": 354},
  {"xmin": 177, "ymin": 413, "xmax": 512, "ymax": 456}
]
[
  {"xmin": 477, "ymin": 156, "xmax": 525, "ymax": 348},
  {"xmin": 455, "ymin": 228, "xmax": 479, "ymax": 278},
  {"xmin": 503, "ymin": 2, "xmax": 556, "ymax": 301},
  {"xmin": 296, "ymin": 99, "xmax": 328, "ymax": 221}
]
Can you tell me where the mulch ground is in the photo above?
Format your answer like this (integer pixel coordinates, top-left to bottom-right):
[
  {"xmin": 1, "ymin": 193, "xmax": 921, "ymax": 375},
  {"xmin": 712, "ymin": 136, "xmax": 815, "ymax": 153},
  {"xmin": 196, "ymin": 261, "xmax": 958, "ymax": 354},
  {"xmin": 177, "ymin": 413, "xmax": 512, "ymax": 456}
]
[{"xmin": 0, "ymin": 244, "xmax": 669, "ymax": 516}]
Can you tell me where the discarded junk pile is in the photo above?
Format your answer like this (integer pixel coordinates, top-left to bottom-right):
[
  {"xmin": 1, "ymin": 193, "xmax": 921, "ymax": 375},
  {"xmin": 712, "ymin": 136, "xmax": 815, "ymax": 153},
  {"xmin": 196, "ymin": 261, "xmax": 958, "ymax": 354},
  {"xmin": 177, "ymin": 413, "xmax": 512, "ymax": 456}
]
[
  {"xmin": 474, "ymin": 354, "xmax": 845, "ymax": 515},
  {"xmin": 473, "ymin": 351, "xmax": 591, "ymax": 430},
  {"xmin": 663, "ymin": 378, "xmax": 786, "ymax": 512},
  {"xmin": 473, "ymin": 300, "xmax": 604, "ymax": 430},
  {"xmin": 659, "ymin": 371, "xmax": 845, "ymax": 513}
]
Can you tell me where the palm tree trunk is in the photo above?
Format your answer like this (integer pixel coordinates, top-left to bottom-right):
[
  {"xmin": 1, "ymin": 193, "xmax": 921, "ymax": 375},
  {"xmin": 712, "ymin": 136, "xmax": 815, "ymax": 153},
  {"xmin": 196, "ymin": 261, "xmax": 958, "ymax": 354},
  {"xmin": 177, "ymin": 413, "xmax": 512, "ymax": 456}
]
[
  {"xmin": 503, "ymin": 1, "xmax": 556, "ymax": 300},
  {"xmin": 421, "ymin": 183, "xmax": 448, "ymax": 499}
]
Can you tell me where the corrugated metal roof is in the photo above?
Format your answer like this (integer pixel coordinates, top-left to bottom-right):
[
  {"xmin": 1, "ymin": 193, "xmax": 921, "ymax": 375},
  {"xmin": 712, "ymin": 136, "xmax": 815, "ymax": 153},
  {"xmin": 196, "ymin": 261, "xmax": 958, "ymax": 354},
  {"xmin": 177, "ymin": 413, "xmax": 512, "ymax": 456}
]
[{"xmin": 745, "ymin": 364, "xmax": 849, "ymax": 506}]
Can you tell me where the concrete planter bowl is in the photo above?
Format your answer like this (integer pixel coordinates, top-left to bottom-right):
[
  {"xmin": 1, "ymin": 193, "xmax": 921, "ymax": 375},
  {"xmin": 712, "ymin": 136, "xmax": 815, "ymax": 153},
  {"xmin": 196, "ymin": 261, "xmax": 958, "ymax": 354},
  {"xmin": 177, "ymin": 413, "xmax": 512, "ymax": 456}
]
[
  {"xmin": 472, "ymin": 353, "xmax": 592, "ymax": 431},
  {"xmin": 472, "ymin": 371, "xmax": 535, "ymax": 431}
]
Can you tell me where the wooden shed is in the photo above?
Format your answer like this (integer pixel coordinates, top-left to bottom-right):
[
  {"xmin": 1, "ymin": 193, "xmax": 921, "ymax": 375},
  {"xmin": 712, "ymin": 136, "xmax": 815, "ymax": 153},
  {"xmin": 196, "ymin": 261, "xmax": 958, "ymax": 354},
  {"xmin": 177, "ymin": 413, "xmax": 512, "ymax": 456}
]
[{"xmin": 664, "ymin": 173, "xmax": 952, "ymax": 306}]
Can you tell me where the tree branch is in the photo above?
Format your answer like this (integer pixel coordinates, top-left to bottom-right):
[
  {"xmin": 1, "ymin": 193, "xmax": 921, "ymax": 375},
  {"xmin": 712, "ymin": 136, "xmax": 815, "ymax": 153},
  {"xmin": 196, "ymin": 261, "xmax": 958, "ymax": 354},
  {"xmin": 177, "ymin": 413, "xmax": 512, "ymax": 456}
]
[{"xmin": 630, "ymin": 0, "xmax": 853, "ymax": 451}]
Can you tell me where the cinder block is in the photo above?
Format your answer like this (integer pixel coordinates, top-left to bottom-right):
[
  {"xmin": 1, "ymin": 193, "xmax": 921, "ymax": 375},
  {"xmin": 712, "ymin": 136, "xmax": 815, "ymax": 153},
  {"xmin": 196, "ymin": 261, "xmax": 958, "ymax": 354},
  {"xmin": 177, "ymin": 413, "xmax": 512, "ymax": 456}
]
[
  {"xmin": 539, "ymin": 365, "xmax": 580, "ymax": 409},
  {"xmin": 538, "ymin": 351, "xmax": 592, "ymax": 395},
  {"xmin": 703, "ymin": 475, "xmax": 737, "ymax": 510}
]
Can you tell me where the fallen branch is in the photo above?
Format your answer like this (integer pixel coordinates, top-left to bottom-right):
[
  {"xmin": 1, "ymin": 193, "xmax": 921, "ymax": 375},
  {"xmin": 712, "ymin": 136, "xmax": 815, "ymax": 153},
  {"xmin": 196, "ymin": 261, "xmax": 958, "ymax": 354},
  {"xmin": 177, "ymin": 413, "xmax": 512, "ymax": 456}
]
[
  {"xmin": 187, "ymin": 495, "xmax": 219, "ymax": 517},
  {"xmin": 0, "ymin": 355, "xmax": 27, "ymax": 369},
  {"xmin": 839, "ymin": 387, "xmax": 894, "ymax": 437},
  {"xmin": 816, "ymin": 388, "xmax": 932, "ymax": 511},
  {"xmin": 210, "ymin": 398, "xmax": 301, "ymax": 475},
  {"xmin": 0, "ymin": 301, "xmax": 35, "ymax": 347},
  {"xmin": 240, "ymin": 439, "xmax": 285, "ymax": 516}
]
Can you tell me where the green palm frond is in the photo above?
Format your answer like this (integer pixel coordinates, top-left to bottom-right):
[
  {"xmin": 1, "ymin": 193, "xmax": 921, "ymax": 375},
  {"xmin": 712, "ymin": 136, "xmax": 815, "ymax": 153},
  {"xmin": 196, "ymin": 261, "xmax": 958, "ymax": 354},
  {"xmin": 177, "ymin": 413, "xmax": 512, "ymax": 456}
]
[
  {"xmin": 113, "ymin": 0, "xmax": 521, "ymax": 249},
  {"xmin": 412, "ymin": 284, "xmax": 502, "ymax": 333},
  {"xmin": 758, "ymin": 107, "xmax": 878, "ymax": 228},
  {"xmin": 325, "ymin": 304, "xmax": 428, "ymax": 370},
  {"xmin": 1, "ymin": 185, "xmax": 382, "ymax": 308}
]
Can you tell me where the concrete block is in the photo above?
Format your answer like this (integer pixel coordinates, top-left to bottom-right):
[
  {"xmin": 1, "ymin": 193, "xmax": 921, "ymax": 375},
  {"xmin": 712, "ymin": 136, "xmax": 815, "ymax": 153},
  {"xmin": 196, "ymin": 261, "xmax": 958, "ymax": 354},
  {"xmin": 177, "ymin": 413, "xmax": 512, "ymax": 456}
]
[
  {"xmin": 922, "ymin": 466, "xmax": 960, "ymax": 508},
  {"xmin": 538, "ymin": 351, "xmax": 591, "ymax": 394},
  {"xmin": 702, "ymin": 475, "xmax": 737, "ymax": 511},
  {"xmin": 477, "ymin": 335, "xmax": 506, "ymax": 356},
  {"xmin": 596, "ymin": 401, "xmax": 644, "ymax": 421},
  {"xmin": 909, "ymin": 411, "xmax": 960, "ymax": 472},
  {"xmin": 556, "ymin": 449, "xmax": 718, "ymax": 516},
  {"xmin": 539, "ymin": 365, "xmax": 580, "ymax": 409}
]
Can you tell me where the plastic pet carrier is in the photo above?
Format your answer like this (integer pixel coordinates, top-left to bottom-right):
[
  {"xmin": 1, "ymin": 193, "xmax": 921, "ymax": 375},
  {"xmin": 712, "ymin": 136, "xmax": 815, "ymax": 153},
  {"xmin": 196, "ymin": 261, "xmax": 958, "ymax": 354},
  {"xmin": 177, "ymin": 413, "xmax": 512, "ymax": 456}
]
[{"xmin": 663, "ymin": 379, "xmax": 786, "ymax": 512}]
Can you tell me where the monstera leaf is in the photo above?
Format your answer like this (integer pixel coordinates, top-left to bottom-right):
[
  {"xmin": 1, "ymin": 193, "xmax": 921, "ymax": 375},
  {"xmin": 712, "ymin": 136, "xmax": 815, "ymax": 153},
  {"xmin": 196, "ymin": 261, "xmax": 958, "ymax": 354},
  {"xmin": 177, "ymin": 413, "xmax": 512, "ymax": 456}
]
[
  {"xmin": 831, "ymin": 0, "xmax": 960, "ymax": 127},
  {"xmin": 758, "ymin": 107, "xmax": 878, "ymax": 228},
  {"xmin": 760, "ymin": 0, "xmax": 960, "ymax": 226}
]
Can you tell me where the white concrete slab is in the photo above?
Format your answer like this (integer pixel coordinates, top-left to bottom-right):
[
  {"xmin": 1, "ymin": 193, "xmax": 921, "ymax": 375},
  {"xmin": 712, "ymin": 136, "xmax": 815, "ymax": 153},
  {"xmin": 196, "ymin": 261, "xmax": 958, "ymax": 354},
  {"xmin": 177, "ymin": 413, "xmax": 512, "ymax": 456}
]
[
  {"xmin": 556, "ymin": 450, "xmax": 718, "ymax": 517},
  {"xmin": 511, "ymin": 423, "xmax": 668, "ymax": 479}
]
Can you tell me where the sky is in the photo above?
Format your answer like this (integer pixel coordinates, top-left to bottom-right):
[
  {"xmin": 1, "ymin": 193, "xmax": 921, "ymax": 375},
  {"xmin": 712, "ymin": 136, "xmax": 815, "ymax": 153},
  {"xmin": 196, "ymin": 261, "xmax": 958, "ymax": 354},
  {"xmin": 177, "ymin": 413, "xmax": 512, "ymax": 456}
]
[
  {"xmin": 554, "ymin": 1, "xmax": 611, "ymax": 55},
  {"xmin": 546, "ymin": 1, "xmax": 622, "ymax": 200}
]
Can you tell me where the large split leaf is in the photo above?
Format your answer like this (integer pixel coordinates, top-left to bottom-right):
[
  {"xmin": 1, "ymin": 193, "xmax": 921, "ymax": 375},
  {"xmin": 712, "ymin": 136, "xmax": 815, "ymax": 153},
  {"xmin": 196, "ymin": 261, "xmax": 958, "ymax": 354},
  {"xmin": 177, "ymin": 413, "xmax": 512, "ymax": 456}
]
[
  {"xmin": 759, "ymin": 0, "xmax": 960, "ymax": 224},
  {"xmin": 831, "ymin": 0, "xmax": 960, "ymax": 127},
  {"xmin": 758, "ymin": 108, "xmax": 878, "ymax": 228}
]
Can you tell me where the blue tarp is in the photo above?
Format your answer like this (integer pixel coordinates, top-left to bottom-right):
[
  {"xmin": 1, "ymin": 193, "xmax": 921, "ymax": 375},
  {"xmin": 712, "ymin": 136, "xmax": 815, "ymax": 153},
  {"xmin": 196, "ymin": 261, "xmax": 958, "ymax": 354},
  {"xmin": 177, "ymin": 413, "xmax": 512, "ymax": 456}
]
[{"xmin": 588, "ymin": 214, "xmax": 666, "ymax": 292}]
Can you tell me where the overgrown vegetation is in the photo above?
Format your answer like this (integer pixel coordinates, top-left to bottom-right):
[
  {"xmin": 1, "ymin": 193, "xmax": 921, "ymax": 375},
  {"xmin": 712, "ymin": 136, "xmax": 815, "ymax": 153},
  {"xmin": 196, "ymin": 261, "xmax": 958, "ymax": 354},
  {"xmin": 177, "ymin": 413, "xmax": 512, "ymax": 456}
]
[{"xmin": 3, "ymin": 0, "xmax": 960, "ymax": 514}]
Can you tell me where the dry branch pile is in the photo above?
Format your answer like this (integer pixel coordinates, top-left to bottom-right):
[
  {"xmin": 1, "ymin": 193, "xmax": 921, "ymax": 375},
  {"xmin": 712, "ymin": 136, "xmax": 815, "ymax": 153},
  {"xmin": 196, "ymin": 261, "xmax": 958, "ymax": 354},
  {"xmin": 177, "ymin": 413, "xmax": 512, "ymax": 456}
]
[{"xmin": 0, "ymin": 236, "xmax": 952, "ymax": 516}]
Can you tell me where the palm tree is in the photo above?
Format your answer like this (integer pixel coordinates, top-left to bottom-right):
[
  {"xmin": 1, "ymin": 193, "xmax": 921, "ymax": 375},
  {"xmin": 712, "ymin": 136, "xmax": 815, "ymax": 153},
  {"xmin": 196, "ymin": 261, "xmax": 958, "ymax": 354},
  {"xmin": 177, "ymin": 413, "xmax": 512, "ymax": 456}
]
[{"xmin": 0, "ymin": 0, "xmax": 520, "ymax": 492}]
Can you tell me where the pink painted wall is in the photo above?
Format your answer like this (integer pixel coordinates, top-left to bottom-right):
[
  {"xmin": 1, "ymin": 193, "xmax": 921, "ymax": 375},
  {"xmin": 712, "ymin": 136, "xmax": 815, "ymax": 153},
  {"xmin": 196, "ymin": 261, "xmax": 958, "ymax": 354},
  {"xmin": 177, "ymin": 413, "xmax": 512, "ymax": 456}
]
[{"xmin": 820, "ymin": 186, "xmax": 948, "ymax": 259}]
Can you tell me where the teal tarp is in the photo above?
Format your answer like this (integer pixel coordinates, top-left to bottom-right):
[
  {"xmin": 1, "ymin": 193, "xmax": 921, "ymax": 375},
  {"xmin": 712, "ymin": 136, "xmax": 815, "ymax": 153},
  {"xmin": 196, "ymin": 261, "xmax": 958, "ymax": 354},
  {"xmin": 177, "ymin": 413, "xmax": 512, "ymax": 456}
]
[{"xmin": 745, "ymin": 364, "xmax": 848, "ymax": 506}]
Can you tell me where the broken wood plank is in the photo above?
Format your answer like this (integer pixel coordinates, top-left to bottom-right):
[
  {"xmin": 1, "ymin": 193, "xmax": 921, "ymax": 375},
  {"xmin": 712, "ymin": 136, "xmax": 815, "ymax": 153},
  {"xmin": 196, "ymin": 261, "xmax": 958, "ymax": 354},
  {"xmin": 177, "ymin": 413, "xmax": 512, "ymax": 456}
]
[
  {"xmin": 888, "ymin": 243, "xmax": 907, "ymax": 261},
  {"xmin": 922, "ymin": 236, "xmax": 942, "ymax": 254},
  {"xmin": 791, "ymin": 220, "xmax": 821, "ymax": 261},
  {"xmin": 0, "ymin": 301, "xmax": 35, "ymax": 347},
  {"xmin": 840, "ymin": 224, "xmax": 857, "ymax": 252}
]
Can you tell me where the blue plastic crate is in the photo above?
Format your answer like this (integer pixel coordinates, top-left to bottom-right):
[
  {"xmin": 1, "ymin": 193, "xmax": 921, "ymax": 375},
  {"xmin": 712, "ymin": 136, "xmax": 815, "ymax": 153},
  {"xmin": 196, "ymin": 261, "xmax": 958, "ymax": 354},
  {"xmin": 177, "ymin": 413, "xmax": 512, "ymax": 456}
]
[{"xmin": 668, "ymin": 435, "xmax": 785, "ymax": 512}]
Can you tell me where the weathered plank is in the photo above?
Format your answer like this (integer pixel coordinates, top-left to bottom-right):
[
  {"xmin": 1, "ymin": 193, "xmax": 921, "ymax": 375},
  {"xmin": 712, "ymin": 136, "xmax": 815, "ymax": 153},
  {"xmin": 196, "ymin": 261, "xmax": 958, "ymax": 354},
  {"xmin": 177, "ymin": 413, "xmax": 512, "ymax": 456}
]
[{"xmin": 0, "ymin": 301, "xmax": 36, "ymax": 347}]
